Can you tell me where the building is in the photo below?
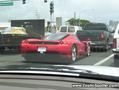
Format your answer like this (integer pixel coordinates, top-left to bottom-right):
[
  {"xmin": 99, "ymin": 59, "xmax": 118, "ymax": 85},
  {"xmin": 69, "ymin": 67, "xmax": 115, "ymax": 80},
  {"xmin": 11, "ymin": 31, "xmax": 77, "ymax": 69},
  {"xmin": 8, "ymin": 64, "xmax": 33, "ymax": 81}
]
[{"xmin": 56, "ymin": 17, "xmax": 62, "ymax": 30}]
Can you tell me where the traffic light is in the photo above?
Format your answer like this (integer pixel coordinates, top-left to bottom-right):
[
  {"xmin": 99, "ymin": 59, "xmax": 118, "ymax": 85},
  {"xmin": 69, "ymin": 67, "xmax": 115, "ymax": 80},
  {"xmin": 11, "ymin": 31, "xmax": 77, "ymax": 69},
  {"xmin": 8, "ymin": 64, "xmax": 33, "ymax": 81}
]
[
  {"xmin": 50, "ymin": 1, "xmax": 54, "ymax": 14},
  {"xmin": 44, "ymin": 0, "xmax": 47, "ymax": 3},
  {"xmin": 22, "ymin": 0, "xmax": 26, "ymax": 4}
]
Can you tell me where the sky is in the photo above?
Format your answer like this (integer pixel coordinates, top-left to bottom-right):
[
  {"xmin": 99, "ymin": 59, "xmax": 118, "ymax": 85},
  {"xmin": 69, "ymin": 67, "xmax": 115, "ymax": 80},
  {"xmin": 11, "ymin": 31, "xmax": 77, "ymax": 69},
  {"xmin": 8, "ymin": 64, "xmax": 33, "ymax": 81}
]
[{"xmin": 0, "ymin": 0, "xmax": 119, "ymax": 24}]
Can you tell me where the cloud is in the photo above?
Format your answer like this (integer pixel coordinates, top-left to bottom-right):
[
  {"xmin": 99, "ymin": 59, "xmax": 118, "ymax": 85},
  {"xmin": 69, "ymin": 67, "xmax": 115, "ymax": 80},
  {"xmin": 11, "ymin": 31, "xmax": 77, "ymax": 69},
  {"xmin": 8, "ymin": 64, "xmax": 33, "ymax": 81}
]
[
  {"xmin": 0, "ymin": 0, "xmax": 119, "ymax": 23},
  {"xmin": 54, "ymin": 0, "xmax": 119, "ymax": 23}
]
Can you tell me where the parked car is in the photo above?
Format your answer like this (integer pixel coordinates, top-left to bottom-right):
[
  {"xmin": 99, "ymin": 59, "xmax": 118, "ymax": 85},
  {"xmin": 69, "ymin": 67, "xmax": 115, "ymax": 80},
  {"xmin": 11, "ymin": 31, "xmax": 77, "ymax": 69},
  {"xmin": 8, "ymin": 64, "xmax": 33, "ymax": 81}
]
[
  {"xmin": 59, "ymin": 25, "xmax": 82, "ymax": 34},
  {"xmin": 78, "ymin": 23, "xmax": 113, "ymax": 51},
  {"xmin": 21, "ymin": 32, "xmax": 91, "ymax": 64}
]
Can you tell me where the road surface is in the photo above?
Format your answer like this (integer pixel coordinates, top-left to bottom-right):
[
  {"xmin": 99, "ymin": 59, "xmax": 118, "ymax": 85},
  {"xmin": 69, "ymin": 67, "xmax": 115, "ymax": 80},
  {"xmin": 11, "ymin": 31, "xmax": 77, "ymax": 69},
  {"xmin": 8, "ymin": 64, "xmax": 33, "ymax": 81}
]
[{"xmin": 0, "ymin": 49, "xmax": 117, "ymax": 68}]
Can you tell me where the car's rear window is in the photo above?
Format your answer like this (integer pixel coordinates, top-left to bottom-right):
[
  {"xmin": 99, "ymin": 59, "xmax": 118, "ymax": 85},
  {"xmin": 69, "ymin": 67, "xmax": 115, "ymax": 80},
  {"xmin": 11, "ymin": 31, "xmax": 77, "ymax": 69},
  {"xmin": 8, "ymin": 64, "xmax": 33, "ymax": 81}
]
[
  {"xmin": 60, "ymin": 27, "xmax": 67, "ymax": 32},
  {"xmin": 44, "ymin": 33, "xmax": 68, "ymax": 40},
  {"xmin": 77, "ymin": 31, "xmax": 101, "ymax": 41},
  {"xmin": 83, "ymin": 23, "xmax": 108, "ymax": 30},
  {"xmin": 68, "ymin": 27, "xmax": 75, "ymax": 32}
]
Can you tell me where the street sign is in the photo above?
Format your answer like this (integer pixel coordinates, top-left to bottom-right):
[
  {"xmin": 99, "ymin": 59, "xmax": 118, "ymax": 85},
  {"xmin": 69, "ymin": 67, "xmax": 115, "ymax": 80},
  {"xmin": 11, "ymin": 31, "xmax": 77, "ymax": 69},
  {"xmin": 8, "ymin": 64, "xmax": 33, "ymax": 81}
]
[{"xmin": 0, "ymin": 1, "xmax": 13, "ymax": 6}]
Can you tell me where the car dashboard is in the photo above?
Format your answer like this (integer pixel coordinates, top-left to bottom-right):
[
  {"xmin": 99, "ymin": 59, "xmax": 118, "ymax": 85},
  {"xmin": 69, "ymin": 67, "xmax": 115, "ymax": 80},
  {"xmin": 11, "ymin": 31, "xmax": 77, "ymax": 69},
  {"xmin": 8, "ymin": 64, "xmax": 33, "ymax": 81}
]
[{"xmin": 0, "ymin": 74, "xmax": 118, "ymax": 90}]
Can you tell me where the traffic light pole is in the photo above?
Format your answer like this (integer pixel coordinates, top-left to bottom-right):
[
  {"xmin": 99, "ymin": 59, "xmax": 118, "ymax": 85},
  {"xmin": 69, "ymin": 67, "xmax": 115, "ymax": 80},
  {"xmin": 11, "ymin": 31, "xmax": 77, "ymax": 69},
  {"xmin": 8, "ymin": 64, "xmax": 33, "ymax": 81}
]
[
  {"xmin": 50, "ymin": 13, "xmax": 52, "ymax": 32},
  {"xmin": 50, "ymin": 1, "xmax": 54, "ymax": 33}
]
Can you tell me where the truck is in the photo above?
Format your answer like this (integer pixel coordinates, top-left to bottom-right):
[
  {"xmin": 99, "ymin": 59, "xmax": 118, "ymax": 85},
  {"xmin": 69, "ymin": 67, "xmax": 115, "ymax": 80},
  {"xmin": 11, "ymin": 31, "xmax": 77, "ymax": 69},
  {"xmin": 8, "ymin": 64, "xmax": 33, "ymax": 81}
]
[
  {"xmin": 77, "ymin": 23, "xmax": 113, "ymax": 51},
  {"xmin": 0, "ymin": 27, "xmax": 39, "ymax": 52},
  {"xmin": 59, "ymin": 25, "xmax": 82, "ymax": 34},
  {"xmin": 0, "ymin": 20, "xmax": 45, "ymax": 52}
]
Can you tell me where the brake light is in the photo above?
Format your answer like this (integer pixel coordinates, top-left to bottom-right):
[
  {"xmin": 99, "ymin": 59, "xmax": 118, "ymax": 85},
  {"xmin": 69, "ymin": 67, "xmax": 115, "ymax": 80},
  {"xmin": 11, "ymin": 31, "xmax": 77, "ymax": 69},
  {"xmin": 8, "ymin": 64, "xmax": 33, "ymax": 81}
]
[
  {"xmin": 86, "ymin": 38, "xmax": 91, "ymax": 41},
  {"xmin": 99, "ymin": 32, "xmax": 105, "ymax": 40},
  {"xmin": 21, "ymin": 40, "xmax": 29, "ymax": 44},
  {"xmin": 77, "ymin": 34, "xmax": 80, "ymax": 37},
  {"xmin": 59, "ymin": 40, "xmax": 67, "ymax": 44},
  {"xmin": 113, "ymin": 39, "xmax": 116, "ymax": 48}
]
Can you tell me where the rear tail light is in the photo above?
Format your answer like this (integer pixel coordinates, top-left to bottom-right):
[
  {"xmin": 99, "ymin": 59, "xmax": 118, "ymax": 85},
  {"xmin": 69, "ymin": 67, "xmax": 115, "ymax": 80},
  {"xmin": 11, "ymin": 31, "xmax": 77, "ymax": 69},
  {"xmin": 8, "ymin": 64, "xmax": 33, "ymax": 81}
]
[
  {"xmin": 113, "ymin": 38, "xmax": 116, "ymax": 48},
  {"xmin": 86, "ymin": 38, "xmax": 91, "ymax": 41},
  {"xmin": 77, "ymin": 34, "xmax": 80, "ymax": 37},
  {"xmin": 59, "ymin": 40, "xmax": 67, "ymax": 44},
  {"xmin": 21, "ymin": 40, "xmax": 29, "ymax": 44},
  {"xmin": 99, "ymin": 32, "xmax": 105, "ymax": 40}
]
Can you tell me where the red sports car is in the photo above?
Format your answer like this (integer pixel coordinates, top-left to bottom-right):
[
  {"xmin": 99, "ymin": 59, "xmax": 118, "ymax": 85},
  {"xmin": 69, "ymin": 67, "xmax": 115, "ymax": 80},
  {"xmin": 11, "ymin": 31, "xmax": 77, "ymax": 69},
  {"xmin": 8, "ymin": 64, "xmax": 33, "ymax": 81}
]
[{"xmin": 20, "ymin": 32, "xmax": 91, "ymax": 64}]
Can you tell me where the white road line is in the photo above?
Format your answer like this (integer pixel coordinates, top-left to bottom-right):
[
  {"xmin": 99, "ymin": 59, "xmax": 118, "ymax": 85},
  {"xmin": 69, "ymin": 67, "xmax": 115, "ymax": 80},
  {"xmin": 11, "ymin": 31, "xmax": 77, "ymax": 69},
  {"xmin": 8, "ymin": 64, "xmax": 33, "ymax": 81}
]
[{"xmin": 93, "ymin": 54, "xmax": 114, "ymax": 66}]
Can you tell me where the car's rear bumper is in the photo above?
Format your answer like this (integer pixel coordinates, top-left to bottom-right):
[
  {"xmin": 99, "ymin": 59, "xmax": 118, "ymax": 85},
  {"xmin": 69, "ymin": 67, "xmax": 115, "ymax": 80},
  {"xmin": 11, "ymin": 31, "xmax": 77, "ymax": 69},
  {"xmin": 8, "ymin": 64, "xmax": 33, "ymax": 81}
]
[
  {"xmin": 90, "ymin": 45, "xmax": 106, "ymax": 49},
  {"xmin": 21, "ymin": 44, "xmax": 72, "ymax": 55},
  {"xmin": 22, "ymin": 52, "xmax": 70, "ymax": 64},
  {"xmin": 90, "ymin": 41, "xmax": 107, "ymax": 49}
]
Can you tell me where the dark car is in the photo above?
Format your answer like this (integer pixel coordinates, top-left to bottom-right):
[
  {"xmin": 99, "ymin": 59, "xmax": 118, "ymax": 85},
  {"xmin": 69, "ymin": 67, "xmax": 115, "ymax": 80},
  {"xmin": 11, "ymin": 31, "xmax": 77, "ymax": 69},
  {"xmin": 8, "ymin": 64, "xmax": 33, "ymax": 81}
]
[{"xmin": 77, "ymin": 23, "xmax": 113, "ymax": 51}]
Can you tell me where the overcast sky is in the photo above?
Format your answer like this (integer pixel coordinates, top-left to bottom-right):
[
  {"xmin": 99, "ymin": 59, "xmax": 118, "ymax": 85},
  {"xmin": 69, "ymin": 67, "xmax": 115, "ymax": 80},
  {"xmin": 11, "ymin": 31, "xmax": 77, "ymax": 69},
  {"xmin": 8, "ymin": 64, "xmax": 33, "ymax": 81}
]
[{"xmin": 0, "ymin": 0, "xmax": 119, "ymax": 24}]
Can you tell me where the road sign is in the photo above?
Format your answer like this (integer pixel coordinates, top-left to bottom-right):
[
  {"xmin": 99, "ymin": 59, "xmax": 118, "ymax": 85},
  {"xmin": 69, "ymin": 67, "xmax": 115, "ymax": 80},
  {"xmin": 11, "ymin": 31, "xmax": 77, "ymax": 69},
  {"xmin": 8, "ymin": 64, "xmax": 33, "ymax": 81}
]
[{"xmin": 0, "ymin": 1, "xmax": 13, "ymax": 6}]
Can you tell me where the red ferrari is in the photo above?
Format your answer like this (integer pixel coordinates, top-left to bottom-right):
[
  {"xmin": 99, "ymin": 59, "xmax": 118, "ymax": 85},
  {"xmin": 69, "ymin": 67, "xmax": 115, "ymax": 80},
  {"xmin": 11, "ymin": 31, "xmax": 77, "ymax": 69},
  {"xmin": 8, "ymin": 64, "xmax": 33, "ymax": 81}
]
[{"xmin": 21, "ymin": 32, "xmax": 91, "ymax": 64}]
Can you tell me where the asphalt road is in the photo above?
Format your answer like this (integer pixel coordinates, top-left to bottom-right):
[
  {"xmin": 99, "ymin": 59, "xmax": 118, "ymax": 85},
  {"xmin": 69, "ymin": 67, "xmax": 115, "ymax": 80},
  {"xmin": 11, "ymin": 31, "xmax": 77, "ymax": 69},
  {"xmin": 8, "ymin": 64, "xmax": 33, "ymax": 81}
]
[
  {"xmin": 0, "ymin": 49, "xmax": 117, "ymax": 68},
  {"xmin": 74, "ymin": 49, "xmax": 114, "ymax": 66}
]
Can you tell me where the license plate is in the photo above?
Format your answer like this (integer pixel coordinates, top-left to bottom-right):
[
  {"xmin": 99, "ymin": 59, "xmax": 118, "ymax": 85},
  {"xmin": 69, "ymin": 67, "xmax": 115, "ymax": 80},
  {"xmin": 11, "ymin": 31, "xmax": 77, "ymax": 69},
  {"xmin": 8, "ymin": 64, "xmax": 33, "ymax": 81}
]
[{"xmin": 38, "ymin": 47, "xmax": 46, "ymax": 53}]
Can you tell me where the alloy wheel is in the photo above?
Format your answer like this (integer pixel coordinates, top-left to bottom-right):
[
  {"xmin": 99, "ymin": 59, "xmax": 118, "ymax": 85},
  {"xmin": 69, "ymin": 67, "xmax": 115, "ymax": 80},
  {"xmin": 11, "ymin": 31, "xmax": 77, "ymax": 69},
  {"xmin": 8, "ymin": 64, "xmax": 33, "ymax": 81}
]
[{"xmin": 71, "ymin": 46, "xmax": 77, "ymax": 62}]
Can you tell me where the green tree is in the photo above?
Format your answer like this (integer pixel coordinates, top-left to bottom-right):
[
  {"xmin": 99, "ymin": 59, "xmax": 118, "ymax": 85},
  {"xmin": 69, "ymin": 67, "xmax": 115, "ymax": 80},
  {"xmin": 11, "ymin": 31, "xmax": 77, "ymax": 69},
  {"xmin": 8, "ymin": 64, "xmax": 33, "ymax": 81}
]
[
  {"xmin": 67, "ymin": 18, "xmax": 90, "ymax": 26},
  {"xmin": 80, "ymin": 19, "xmax": 90, "ymax": 26},
  {"xmin": 67, "ymin": 18, "xmax": 79, "ymax": 25}
]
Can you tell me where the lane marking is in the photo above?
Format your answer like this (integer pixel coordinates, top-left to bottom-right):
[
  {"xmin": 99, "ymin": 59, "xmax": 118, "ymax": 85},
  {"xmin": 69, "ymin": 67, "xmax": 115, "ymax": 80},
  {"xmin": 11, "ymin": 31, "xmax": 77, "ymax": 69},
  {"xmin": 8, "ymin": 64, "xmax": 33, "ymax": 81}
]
[{"xmin": 93, "ymin": 54, "xmax": 114, "ymax": 66}]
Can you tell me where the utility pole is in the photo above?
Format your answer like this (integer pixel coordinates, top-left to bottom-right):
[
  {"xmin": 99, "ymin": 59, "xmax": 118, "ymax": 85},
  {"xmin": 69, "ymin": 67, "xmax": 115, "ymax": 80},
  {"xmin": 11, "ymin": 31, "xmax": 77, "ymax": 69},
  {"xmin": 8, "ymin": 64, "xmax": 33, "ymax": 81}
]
[{"xmin": 74, "ymin": 12, "xmax": 76, "ymax": 19}]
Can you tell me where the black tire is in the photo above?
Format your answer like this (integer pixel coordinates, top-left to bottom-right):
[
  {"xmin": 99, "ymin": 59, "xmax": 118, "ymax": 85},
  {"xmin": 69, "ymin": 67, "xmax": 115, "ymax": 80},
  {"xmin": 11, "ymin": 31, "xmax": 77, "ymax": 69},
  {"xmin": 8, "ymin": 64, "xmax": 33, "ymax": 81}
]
[
  {"xmin": 114, "ymin": 59, "xmax": 119, "ymax": 67},
  {"xmin": 104, "ymin": 44, "xmax": 109, "ymax": 52},
  {"xmin": 114, "ymin": 55, "xmax": 119, "ymax": 67},
  {"xmin": 69, "ymin": 45, "xmax": 77, "ymax": 64},
  {"xmin": 114, "ymin": 54, "xmax": 118, "ymax": 59},
  {"xmin": 0, "ymin": 47, "xmax": 5, "ymax": 53},
  {"xmin": 22, "ymin": 53, "xmax": 38, "ymax": 62}
]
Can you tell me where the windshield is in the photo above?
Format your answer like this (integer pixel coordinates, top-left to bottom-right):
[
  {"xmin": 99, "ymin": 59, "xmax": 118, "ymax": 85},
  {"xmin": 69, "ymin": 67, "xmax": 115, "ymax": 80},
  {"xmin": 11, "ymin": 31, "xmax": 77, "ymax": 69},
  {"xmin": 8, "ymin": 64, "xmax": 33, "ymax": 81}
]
[
  {"xmin": 0, "ymin": 0, "xmax": 118, "ymax": 84},
  {"xmin": 68, "ymin": 27, "xmax": 75, "ymax": 32},
  {"xmin": 44, "ymin": 32, "xmax": 68, "ymax": 40},
  {"xmin": 60, "ymin": 26, "xmax": 67, "ymax": 32}
]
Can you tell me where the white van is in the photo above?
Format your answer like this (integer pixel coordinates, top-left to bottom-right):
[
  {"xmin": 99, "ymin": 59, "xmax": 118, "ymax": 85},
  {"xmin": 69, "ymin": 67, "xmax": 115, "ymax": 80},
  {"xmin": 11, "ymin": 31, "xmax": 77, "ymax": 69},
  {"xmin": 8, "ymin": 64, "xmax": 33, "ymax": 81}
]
[
  {"xmin": 59, "ymin": 26, "xmax": 82, "ymax": 34},
  {"xmin": 112, "ymin": 23, "xmax": 119, "ymax": 60}
]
